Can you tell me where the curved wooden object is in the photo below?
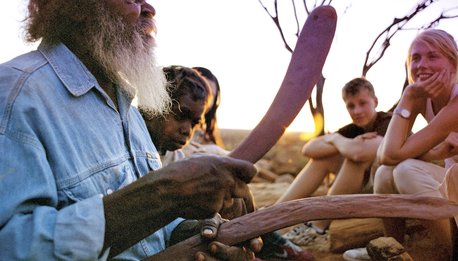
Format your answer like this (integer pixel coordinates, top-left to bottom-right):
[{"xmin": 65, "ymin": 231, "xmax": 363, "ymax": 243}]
[
  {"xmin": 228, "ymin": 5, "xmax": 337, "ymax": 164},
  {"xmin": 147, "ymin": 194, "xmax": 458, "ymax": 260}
]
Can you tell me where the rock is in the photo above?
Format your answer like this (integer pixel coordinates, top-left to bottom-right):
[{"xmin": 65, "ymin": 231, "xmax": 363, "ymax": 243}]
[
  {"xmin": 367, "ymin": 237, "xmax": 413, "ymax": 261},
  {"xmin": 330, "ymin": 218, "xmax": 384, "ymax": 253}
]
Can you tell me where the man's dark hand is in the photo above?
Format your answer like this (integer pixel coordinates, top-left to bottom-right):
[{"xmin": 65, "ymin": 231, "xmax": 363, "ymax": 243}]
[
  {"xmin": 194, "ymin": 241, "xmax": 261, "ymax": 261},
  {"xmin": 153, "ymin": 155, "xmax": 257, "ymax": 220},
  {"xmin": 104, "ymin": 155, "xmax": 256, "ymax": 256},
  {"xmin": 194, "ymin": 214, "xmax": 263, "ymax": 261}
]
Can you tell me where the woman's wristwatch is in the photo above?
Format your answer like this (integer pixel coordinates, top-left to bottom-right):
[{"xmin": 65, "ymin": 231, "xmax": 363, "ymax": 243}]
[{"xmin": 393, "ymin": 108, "xmax": 411, "ymax": 119}]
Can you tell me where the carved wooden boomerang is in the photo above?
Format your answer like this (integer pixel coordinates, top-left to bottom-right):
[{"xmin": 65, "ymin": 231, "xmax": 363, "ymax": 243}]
[
  {"xmin": 148, "ymin": 194, "xmax": 458, "ymax": 260},
  {"xmin": 228, "ymin": 5, "xmax": 337, "ymax": 165}
]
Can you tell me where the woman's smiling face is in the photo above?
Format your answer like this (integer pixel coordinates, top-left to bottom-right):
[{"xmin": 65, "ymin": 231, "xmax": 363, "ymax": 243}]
[{"xmin": 409, "ymin": 41, "xmax": 455, "ymax": 84}]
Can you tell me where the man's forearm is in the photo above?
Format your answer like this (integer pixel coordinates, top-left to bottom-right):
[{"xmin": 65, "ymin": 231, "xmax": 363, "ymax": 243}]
[{"xmin": 103, "ymin": 173, "xmax": 176, "ymax": 257}]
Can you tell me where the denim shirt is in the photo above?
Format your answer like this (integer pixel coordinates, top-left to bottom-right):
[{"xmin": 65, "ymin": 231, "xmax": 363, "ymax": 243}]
[{"xmin": 0, "ymin": 42, "xmax": 182, "ymax": 260}]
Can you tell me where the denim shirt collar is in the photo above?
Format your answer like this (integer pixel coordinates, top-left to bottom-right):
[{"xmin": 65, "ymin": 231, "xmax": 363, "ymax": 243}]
[{"xmin": 38, "ymin": 41, "xmax": 100, "ymax": 97}]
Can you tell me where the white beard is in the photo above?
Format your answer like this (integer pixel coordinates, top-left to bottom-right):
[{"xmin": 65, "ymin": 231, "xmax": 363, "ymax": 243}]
[
  {"xmin": 115, "ymin": 44, "xmax": 170, "ymax": 117},
  {"xmin": 89, "ymin": 13, "xmax": 170, "ymax": 116}
]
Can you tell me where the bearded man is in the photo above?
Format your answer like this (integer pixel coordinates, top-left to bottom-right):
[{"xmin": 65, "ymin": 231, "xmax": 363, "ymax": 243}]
[{"xmin": 0, "ymin": 1, "xmax": 259, "ymax": 260}]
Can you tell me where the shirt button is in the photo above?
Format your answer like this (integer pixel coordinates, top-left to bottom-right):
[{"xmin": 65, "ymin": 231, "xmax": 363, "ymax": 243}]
[
  {"xmin": 106, "ymin": 189, "xmax": 113, "ymax": 195},
  {"xmin": 146, "ymin": 152, "xmax": 152, "ymax": 159}
]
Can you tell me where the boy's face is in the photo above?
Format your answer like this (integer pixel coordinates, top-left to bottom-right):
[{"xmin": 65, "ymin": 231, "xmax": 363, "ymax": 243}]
[
  {"xmin": 343, "ymin": 89, "xmax": 378, "ymax": 129},
  {"xmin": 145, "ymin": 93, "xmax": 206, "ymax": 155}
]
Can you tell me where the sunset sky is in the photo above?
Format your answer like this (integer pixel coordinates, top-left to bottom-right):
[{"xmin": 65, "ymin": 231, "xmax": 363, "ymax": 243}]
[{"xmin": 1, "ymin": 0, "xmax": 457, "ymax": 134}]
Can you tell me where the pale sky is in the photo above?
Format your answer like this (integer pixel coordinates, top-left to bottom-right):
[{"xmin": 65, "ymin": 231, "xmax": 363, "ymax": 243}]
[{"xmin": 1, "ymin": 0, "xmax": 457, "ymax": 133}]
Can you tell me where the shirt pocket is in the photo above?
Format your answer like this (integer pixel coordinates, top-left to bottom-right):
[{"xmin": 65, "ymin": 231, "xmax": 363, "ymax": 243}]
[
  {"xmin": 135, "ymin": 150, "xmax": 162, "ymax": 177},
  {"xmin": 57, "ymin": 162, "xmax": 136, "ymax": 207}
]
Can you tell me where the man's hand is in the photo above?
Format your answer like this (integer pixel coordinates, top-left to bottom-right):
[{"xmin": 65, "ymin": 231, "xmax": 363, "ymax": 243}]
[
  {"xmin": 200, "ymin": 214, "xmax": 228, "ymax": 239},
  {"xmin": 195, "ymin": 214, "xmax": 263, "ymax": 261},
  {"xmin": 103, "ymin": 155, "xmax": 256, "ymax": 256},
  {"xmin": 170, "ymin": 214, "xmax": 263, "ymax": 261},
  {"xmin": 194, "ymin": 241, "xmax": 259, "ymax": 261},
  {"xmin": 154, "ymin": 155, "xmax": 257, "ymax": 220}
]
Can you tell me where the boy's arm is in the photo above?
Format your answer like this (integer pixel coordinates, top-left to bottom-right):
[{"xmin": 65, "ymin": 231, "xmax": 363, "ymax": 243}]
[
  {"xmin": 302, "ymin": 134, "xmax": 340, "ymax": 159},
  {"xmin": 326, "ymin": 132, "xmax": 383, "ymax": 162}
]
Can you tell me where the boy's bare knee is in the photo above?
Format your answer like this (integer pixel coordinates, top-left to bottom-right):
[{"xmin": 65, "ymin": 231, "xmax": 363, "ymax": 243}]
[{"xmin": 310, "ymin": 157, "xmax": 342, "ymax": 173}]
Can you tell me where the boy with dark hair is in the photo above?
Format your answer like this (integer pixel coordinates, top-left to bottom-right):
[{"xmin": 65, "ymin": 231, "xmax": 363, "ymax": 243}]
[{"xmin": 140, "ymin": 65, "xmax": 211, "ymax": 158}]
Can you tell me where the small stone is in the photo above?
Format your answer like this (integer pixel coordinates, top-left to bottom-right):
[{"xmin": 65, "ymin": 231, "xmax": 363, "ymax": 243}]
[{"xmin": 367, "ymin": 237, "xmax": 413, "ymax": 261}]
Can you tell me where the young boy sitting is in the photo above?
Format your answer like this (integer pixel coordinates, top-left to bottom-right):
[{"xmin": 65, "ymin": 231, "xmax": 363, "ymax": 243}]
[{"xmin": 278, "ymin": 77, "xmax": 392, "ymax": 246}]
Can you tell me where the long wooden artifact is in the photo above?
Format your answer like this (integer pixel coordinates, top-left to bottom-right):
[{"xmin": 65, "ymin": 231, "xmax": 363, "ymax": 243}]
[
  {"xmin": 228, "ymin": 5, "xmax": 337, "ymax": 164},
  {"xmin": 148, "ymin": 194, "xmax": 458, "ymax": 260}
]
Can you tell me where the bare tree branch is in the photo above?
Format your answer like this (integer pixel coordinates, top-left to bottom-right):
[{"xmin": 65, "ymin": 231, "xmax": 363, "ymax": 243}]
[
  {"xmin": 291, "ymin": 0, "xmax": 301, "ymax": 37},
  {"xmin": 362, "ymin": 0, "xmax": 438, "ymax": 76},
  {"xmin": 303, "ymin": 0, "xmax": 311, "ymax": 14},
  {"xmin": 421, "ymin": 7, "xmax": 458, "ymax": 29},
  {"xmin": 258, "ymin": 0, "xmax": 293, "ymax": 52}
]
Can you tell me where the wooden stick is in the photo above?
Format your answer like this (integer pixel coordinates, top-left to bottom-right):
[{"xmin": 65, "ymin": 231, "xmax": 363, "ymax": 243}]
[
  {"xmin": 228, "ymin": 5, "xmax": 337, "ymax": 164},
  {"xmin": 147, "ymin": 194, "xmax": 458, "ymax": 260}
]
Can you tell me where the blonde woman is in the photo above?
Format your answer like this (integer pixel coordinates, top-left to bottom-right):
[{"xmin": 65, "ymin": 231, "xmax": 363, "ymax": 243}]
[{"xmin": 344, "ymin": 29, "xmax": 457, "ymax": 261}]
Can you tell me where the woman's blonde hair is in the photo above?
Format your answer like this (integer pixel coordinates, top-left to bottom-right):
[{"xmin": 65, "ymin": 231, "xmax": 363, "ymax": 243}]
[{"xmin": 406, "ymin": 29, "xmax": 458, "ymax": 84}]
